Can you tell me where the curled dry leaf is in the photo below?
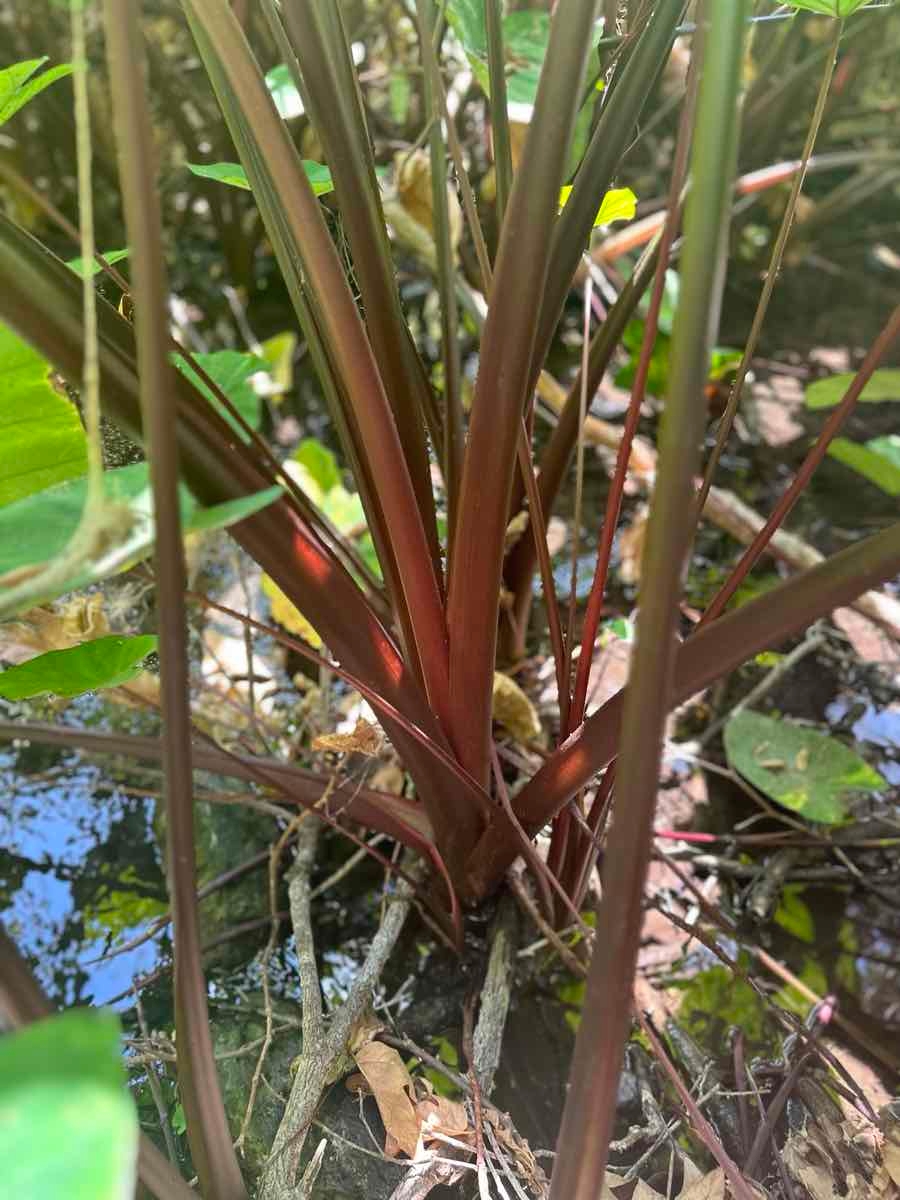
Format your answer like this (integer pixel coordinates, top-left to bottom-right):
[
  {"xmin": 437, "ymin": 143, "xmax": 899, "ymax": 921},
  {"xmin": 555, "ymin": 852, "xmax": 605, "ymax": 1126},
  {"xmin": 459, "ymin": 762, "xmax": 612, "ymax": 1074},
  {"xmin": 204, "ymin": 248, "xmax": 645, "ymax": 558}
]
[
  {"xmin": 313, "ymin": 717, "xmax": 380, "ymax": 757},
  {"xmin": 352, "ymin": 1039, "xmax": 420, "ymax": 1160},
  {"xmin": 395, "ymin": 148, "xmax": 462, "ymax": 257},
  {"xmin": 416, "ymin": 1093, "xmax": 470, "ymax": 1142},
  {"xmin": 492, "ymin": 671, "xmax": 543, "ymax": 744}
]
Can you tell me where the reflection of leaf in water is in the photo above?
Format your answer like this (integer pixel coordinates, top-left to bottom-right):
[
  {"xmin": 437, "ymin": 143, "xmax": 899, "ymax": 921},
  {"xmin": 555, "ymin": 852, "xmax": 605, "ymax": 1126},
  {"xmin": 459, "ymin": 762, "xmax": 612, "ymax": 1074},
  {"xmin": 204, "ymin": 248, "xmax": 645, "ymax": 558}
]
[{"xmin": 672, "ymin": 964, "xmax": 775, "ymax": 1055}]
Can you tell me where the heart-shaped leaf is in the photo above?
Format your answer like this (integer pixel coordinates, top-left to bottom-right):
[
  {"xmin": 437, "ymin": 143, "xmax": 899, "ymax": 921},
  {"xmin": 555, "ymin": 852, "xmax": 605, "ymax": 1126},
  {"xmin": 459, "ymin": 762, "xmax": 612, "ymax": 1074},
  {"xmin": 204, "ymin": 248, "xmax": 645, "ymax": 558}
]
[
  {"xmin": 186, "ymin": 159, "xmax": 333, "ymax": 197},
  {"xmin": 788, "ymin": 1, "xmax": 871, "ymax": 15},
  {"xmin": 0, "ymin": 322, "xmax": 88, "ymax": 507},
  {"xmin": 0, "ymin": 1009, "xmax": 137, "ymax": 1200},
  {"xmin": 828, "ymin": 435, "xmax": 900, "ymax": 496},
  {"xmin": 805, "ymin": 368, "xmax": 900, "ymax": 409},
  {"xmin": 0, "ymin": 634, "xmax": 158, "ymax": 700},
  {"xmin": 724, "ymin": 711, "xmax": 885, "ymax": 824},
  {"xmin": 0, "ymin": 462, "xmax": 281, "ymax": 599}
]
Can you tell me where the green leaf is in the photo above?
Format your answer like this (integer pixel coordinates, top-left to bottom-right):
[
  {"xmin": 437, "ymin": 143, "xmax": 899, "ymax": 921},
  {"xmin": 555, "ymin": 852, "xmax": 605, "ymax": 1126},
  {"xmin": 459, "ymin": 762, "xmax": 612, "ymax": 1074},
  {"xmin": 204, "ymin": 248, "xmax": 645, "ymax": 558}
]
[
  {"xmin": 0, "ymin": 59, "xmax": 73, "ymax": 127},
  {"xmin": 0, "ymin": 322, "xmax": 88, "ymax": 507},
  {"xmin": 805, "ymin": 368, "xmax": 900, "ymax": 410},
  {"xmin": 258, "ymin": 331, "xmax": 297, "ymax": 397},
  {"xmin": 828, "ymin": 435, "xmax": 900, "ymax": 496},
  {"xmin": 0, "ymin": 461, "xmax": 281, "ymax": 596},
  {"xmin": 187, "ymin": 160, "xmax": 251, "ymax": 189},
  {"xmin": 560, "ymin": 185, "xmax": 637, "ymax": 227},
  {"xmin": 0, "ymin": 635, "xmax": 158, "ymax": 700},
  {"xmin": 724, "ymin": 711, "xmax": 885, "ymax": 824},
  {"xmin": 265, "ymin": 63, "xmax": 304, "ymax": 120},
  {"xmin": 294, "ymin": 438, "xmax": 341, "ymax": 494},
  {"xmin": 66, "ymin": 249, "xmax": 130, "ymax": 279},
  {"xmin": 172, "ymin": 349, "xmax": 266, "ymax": 439},
  {"xmin": 788, "ymin": 0, "xmax": 870, "ymax": 15},
  {"xmin": 0, "ymin": 1009, "xmax": 137, "ymax": 1200},
  {"xmin": 447, "ymin": 5, "xmax": 604, "ymax": 108},
  {"xmin": 186, "ymin": 158, "xmax": 333, "ymax": 197},
  {"xmin": 773, "ymin": 885, "xmax": 815, "ymax": 944}
]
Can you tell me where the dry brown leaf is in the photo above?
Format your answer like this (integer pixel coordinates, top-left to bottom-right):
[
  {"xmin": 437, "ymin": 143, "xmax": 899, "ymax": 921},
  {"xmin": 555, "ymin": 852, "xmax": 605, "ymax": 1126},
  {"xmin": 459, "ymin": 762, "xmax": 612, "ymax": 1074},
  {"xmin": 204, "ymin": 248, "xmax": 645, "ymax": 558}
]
[
  {"xmin": 492, "ymin": 671, "xmax": 542, "ymax": 744},
  {"xmin": 783, "ymin": 1132, "xmax": 842, "ymax": 1200},
  {"xmin": 883, "ymin": 1103, "xmax": 900, "ymax": 1189},
  {"xmin": 395, "ymin": 148, "xmax": 462, "ymax": 256},
  {"xmin": 313, "ymin": 717, "xmax": 380, "ymax": 757},
  {"xmin": 678, "ymin": 1167, "xmax": 725, "ymax": 1200},
  {"xmin": 353, "ymin": 1040, "xmax": 421, "ymax": 1159},
  {"xmin": 618, "ymin": 503, "xmax": 649, "ymax": 586},
  {"xmin": 369, "ymin": 762, "xmax": 406, "ymax": 795},
  {"xmin": 416, "ymin": 1093, "xmax": 470, "ymax": 1141}
]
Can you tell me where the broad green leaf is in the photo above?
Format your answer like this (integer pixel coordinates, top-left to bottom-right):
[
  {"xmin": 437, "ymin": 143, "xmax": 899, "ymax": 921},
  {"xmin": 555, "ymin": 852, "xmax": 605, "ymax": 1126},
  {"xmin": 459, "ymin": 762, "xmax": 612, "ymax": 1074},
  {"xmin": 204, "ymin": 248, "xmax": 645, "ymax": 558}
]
[
  {"xmin": 773, "ymin": 885, "xmax": 815, "ymax": 944},
  {"xmin": 724, "ymin": 711, "xmax": 884, "ymax": 824},
  {"xmin": 265, "ymin": 63, "xmax": 304, "ymax": 119},
  {"xmin": 298, "ymin": 161, "xmax": 334, "ymax": 197},
  {"xmin": 789, "ymin": 1, "xmax": 870, "ymax": 15},
  {"xmin": 0, "ymin": 58, "xmax": 72, "ymax": 127},
  {"xmin": 559, "ymin": 185, "xmax": 637, "ymax": 227},
  {"xmin": 828, "ymin": 436, "xmax": 900, "ymax": 496},
  {"xmin": 0, "ymin": 461, "xmax": 281, "ymax": 596},
  {"xmin": 186, "ymin": 159, "xmax": 333, "ymax": 197},
  {"xmin": 0, "ymin": 634, "xmax": 157, "ymax": 700},
  {"xmin": 172, "ymin": 349, "xmax": 266, "ymax": 439},
  {"xmin": 805, "ymin": 368, "xmax": 900, "ymax": 410},
  {"xmin": 0, "ymin": 322, "xmax": 88, "ymax": 507},
  {"xmin": 447, "ymin": 5, "xmax": 603, "ymax": 108},
  {"xmin": 66, "ymin": 248, "xmax": 130, "ymax": 279},
  {"xmin": 187, "ymin": 160, "xmax": 251, "ymax": 189},
  {"xmin": 294, "ymin": 438, "xmax": 341, "ymax": 494},
  {"xmin": 0, "ymin": 1009, "xmax": 137, "ymax": 1200}
]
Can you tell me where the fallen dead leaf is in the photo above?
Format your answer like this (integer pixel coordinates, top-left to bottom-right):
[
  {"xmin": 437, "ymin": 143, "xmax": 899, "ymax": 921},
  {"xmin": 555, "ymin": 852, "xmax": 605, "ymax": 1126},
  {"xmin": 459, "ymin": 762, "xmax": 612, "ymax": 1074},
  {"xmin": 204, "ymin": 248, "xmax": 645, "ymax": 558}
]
[
  {"xmin": 678, "ymin": 1167, "xmax": 725, "ymax": 1200},
  {"xmin": 882, "ymin": 1102, "xmax": 900, "ymax": 1188},
  {"xmin": 395, "ymin": 148, "xmax": 462, "ymax": 255},
  {"xmin": 416, "ymin": 1093, "xmax": 470, "ymax": 1141},
  {"xmin": 492, "ymin": 671, "xmax": 543, "ymax": 744},
  {"xmin": 618, "ymin": 504, "xmax": 649, "ymax": 586},
  {"xmin": 353, "ymin": 1039, "xmax": 421, "ymax": 1159},
  {"xmin": 313, "ymin": 717, "xmax": 380, "ymax": 757}
]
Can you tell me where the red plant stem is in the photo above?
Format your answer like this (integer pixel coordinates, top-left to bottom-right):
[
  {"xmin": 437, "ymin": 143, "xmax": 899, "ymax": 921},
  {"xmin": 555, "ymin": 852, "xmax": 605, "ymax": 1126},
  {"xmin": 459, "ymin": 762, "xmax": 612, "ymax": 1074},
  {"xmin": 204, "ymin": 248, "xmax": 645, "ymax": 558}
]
[
  {"xmin": 568, "ymin": 53, "xmax": 698, "ymax": 738},
  {"xmin": 446, "ymin": 2, "xmax": 600, "ymax": 787},
  {"xmin": 189, "ymin": 594, "xmax": 492, "ymax": 819},
  {"xmin": 188, "ymin": 0, "xmax": 452, "ymax": 732},
  {"xmin": 635, "ymin": 1010, "xmax": 756, "ymax": 1200},
  {"xmin": 471, "ymin": 516, "xmax": 900, "ymax": 898},
  {"xmin": 701, "ymin": 302, "xmax": 900, "ymax": 625},
  {"xmin": 103, "ymin": 7, "xmax": 247, "ymax": 1197},
  {"xmin": 570, "ymin": 763, "xmax": 617, "ymax": 908},
  {"xmin": 517, "ymin": 423, "xmax": 569, "ymax": 732}
]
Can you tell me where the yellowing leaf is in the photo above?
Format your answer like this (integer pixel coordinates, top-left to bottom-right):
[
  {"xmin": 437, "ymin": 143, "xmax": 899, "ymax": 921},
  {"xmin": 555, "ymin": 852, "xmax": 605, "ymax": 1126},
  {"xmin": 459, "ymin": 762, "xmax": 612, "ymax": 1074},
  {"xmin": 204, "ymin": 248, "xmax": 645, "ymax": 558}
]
[
  {"xmin": 352, "ymin": 1040, "xmax": 420, "ymax": 1159},
  {"xmin": 313, "ymin": 718, "xmax": 380, "ymax": 757},
  {"xmin": 558, "ymin": 185, "xmax": 637, "ymax": 227},
  {"xmin": 261, "ymin": 574, "xmax": 322, "ymax": 648},
  {"xmin": 492, "ymin": 671, "xmax": 542, "ymax": 743}
]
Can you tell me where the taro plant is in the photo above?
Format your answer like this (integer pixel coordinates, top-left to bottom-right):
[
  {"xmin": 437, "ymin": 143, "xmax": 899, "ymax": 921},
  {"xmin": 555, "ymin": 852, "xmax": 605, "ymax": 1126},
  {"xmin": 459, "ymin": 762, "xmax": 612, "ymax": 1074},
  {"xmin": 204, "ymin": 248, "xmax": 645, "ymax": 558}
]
[{"xmin": 1, "ymin": 2, "xmax": 899, "ymax": 1199}]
